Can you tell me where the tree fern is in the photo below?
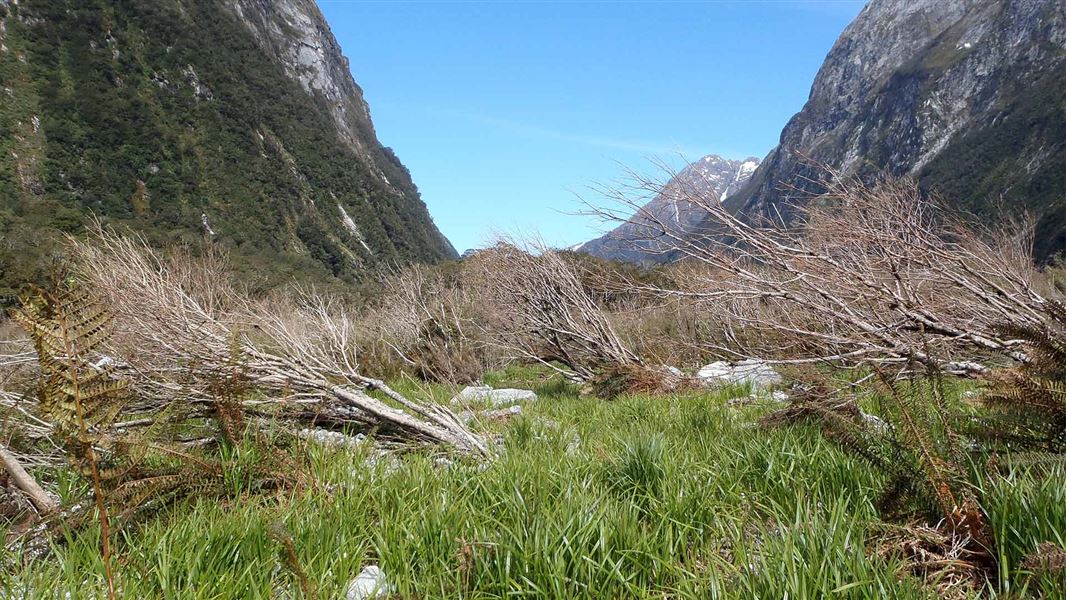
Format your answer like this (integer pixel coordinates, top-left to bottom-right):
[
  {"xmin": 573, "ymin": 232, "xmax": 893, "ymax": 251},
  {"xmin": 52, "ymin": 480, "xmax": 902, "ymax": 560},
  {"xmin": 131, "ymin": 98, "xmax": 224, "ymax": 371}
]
[
  {"xmin": 762, "ymin": 368, "xmax": 995, "ymax": 572},
  {"xmin": 10, "ymin": 284, "xmax": 308, "ymax": 598}
]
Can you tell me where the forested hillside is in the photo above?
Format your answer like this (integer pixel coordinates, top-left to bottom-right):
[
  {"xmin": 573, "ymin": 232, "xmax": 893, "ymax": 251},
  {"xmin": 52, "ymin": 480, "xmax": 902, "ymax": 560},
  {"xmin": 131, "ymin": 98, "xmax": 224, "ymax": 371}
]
[{"xmin": 0, "ymin": 0, "xmax": 456, "ymax": 303}]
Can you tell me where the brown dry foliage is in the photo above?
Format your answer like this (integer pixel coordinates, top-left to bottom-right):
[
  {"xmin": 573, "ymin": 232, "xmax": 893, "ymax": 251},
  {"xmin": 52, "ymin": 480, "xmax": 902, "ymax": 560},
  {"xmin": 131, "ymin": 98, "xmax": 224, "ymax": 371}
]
[
  {"xmin": 1021, "ymin": 542, "xmax": 1066, "ymax": 577},
  {"xmin": 357, "ymin": 263, "xmax": 498, "ymax": 383},
  {"xmin": 874, "ymin": 523, "xmax": 992, "ymax": 600},
  {"xmin": 67, "ymin": 227, "xmax": 486, "ymax": 454},
  {"xmin": 465, "ymin": 242, "xmax": 642, "ymax": 382}
]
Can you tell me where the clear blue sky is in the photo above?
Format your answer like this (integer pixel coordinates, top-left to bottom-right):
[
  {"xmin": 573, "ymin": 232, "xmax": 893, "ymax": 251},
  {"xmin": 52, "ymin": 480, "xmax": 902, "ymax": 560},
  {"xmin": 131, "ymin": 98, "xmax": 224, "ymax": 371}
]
[{"xmin": 318, "ymin": 0, "xmax": 866, "ymax": 253}]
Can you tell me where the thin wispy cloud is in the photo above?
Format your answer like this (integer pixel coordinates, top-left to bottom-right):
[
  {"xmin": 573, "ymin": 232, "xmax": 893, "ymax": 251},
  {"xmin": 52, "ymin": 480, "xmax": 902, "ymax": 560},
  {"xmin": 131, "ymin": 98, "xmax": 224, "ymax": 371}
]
[
  {"xmin": 402, "ymin": 104, "xmax": 697, "ymax": 155},
  {"xmin": 779, "ymin": 0, "xmax": 868, "ymax": 18}
]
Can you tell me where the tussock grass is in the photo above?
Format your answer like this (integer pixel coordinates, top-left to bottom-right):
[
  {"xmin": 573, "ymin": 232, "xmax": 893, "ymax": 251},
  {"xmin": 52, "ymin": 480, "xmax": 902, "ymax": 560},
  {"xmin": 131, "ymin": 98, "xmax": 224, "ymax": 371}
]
[{"xmin": 2, "ymin": 368, "xmax": 1062, "ymax": 598}]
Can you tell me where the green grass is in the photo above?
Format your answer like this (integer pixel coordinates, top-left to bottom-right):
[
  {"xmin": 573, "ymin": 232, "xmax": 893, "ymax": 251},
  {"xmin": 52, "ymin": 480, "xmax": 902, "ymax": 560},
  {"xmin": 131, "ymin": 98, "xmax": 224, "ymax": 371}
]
[{"xmin": 2, "ymin": 368, "xmax": 1063, "ymax": 598}]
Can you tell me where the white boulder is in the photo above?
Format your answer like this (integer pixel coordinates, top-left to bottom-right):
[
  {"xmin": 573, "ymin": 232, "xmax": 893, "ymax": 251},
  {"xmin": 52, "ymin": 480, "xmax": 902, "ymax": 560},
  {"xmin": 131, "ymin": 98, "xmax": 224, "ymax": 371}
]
[
  {"xmin": 860, "ymin": 411, "xmax": 889, "ymax": 432},
  {"xmin": 345, "ymin": 565, "xmax": 393, "ymax": 600},
  {"xmin": 697, "ymin": 360, "xmax": 782, "ymax": 389},
  {"xmin": 451, "ymin": 385, "xmax": 537, "ymax": 407},
  {"xmin": 768, "ymin": 390, "xmax": 790, "ymax": 403},
  {"xmin": 296, "ymin": 428, "xmax": 366, "ymax": 449},
  {"xmin": 726, "ymin": 389, "xmax": 790, "ymax": 407}
]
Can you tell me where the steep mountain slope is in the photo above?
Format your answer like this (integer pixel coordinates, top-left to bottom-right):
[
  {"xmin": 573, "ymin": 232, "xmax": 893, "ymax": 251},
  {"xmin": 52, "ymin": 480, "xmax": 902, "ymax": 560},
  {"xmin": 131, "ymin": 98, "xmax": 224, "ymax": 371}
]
[
  {"xmin": 723, "ymin": 0, "xmax": 1065, "ymax": 261},
  {"xmin": 0, "ymin": 0, "xmax": 456, "ymax": 302},
  {"xmin": 578, "ymin": 155, "xmax": 759, "ymax": 264}
]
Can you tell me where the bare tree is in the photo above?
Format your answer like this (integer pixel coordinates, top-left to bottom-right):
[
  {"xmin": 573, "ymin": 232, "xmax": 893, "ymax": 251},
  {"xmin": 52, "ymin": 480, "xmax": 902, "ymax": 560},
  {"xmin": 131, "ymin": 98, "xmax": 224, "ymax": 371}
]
[
  {"xmin": 467, "ymin": 242, "xmax": 642, "ymax": 381},
  {"xmin": 588, "ymin": 169, "xmax": 1051, "ymax": 374},
  {"xmin": 360, "ymin": 263, "xmax": 490, "ymax": 383}
]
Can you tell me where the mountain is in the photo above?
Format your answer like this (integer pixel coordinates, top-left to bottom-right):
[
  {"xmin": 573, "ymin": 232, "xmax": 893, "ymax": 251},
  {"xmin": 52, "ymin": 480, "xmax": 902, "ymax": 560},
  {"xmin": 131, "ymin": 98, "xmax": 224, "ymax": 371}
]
[
  {"xmin": 723, "ymin": 0, "xmax": 1065, "ymax": 261},
  {"xmin": 577, "ymin": 155, "xmax": 759, "ymax": 264},
  {"xmin": 0, "ymin": 0, "xmax": 456, "ymax": 302}
]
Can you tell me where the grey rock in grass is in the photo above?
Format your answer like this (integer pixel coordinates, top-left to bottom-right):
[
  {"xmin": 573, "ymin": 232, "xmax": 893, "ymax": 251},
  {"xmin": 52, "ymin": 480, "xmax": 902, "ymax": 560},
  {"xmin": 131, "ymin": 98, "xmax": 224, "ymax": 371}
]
[
  {"xmin": 363, "ymin": 452, "xmax": 401, "ymax": 475},
  {"xmin": 860, "ymin": 411, "xmax": 889, "ymax": 433},
  {"xmin": 726, "ymin": 390, "xmax": 789, "ymax": 407},
  {"xmin": 565, "ymin": 432, "xmax": 581, "ymax": 455},
  {"xmin": 345, "ymin": 565, "xmax": 393, "ymax": 600},
  {"xmin": 697, "ymin": 360, "xmax": 782, "ymax": 389},
  {"xmin": 450, "ymin": 385, "xmax": 537, "ymax": 408},
  {"xmin": 297, "ymin": 428, "xmax": 366, "ymax": 449}
]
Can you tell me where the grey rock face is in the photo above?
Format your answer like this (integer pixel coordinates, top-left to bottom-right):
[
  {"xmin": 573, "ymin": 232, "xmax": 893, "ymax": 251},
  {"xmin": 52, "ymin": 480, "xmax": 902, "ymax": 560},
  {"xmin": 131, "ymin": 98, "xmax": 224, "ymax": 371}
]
[
  {"xmin": 230, "ymin": 0, "xmax": 377, "ymax": 165},
  {"xmin": 721, "ymin": 0, "xmax": 1065, "ymax": 259},
  {"xmin": 226, "ymin": 0, "xmax": 458, "ymax": 259},
  {"xmin": 577, "ymin": 155, "xmax": 760, "ymax": 264}
]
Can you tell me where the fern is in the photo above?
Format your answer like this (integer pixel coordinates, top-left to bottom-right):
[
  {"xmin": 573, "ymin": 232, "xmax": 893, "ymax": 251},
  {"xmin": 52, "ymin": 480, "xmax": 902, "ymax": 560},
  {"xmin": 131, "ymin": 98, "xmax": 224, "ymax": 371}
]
[
  {"xmin": 11, "ymin": 284, "xmax": 308, "ymax": 598},
  {"xmin": 268, "ymin": 521, "xmax": 317, "ymax": 599},
  {"xmin": 1021, "ymin": 542, "xmax": 1066, "ymax": 576},
  {"xmin": 981, "ymin": 300, "xmax": 1066, "ymax": 452},
  {"xmin": 762, "ymin": 368, "xmax": 995, "ymax": 572},
  {"xmin": 12, "ymin": 287, "xmax": 125, "ymax": 446},
  {"xmin": 11, "ymin": 284, "xmax": 124, "ymax": 600},
  {"xmin": 208, "ymin": 331, "xmax": 249, "ymax": 446}
]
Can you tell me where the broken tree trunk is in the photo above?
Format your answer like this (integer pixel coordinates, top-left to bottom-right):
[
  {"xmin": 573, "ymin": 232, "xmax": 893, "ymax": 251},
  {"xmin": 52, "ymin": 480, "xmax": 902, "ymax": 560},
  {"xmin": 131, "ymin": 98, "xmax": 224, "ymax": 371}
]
[{"xmin": 0, "ymin": 444, "xmax": 58, "ymax": 516}]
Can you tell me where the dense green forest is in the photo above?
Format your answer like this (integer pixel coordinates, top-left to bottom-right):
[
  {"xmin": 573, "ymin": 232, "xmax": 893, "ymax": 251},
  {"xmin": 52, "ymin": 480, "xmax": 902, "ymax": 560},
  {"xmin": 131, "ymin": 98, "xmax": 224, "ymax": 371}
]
[
  {"xmin": 918, "ymin": 61, "xmax": 1066, "ymax": 260},
  {"xmin": 0, "ymin": 0, "xmax": 456, "ymax": 304}
]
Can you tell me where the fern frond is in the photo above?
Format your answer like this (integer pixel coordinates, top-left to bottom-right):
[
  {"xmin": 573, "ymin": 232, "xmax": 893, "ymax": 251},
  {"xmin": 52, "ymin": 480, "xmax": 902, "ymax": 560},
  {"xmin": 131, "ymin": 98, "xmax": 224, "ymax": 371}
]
[
  {"xmin": 11, "ymin": 284, "xmax": 133, "ymax": 510},
  {"xmin": 983, "ymin": 300, "xmax": 1066, "ymax": 451},
  {"xmin": 1021, "ymin": 542, "xmax": 1066, "ymax": 576}
]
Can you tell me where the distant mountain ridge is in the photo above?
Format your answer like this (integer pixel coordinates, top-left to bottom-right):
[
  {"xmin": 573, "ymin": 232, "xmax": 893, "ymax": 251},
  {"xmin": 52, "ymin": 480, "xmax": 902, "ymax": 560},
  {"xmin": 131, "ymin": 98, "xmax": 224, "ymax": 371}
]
[
  {"xmin": 577, "ymin": 155, "xmax": 759, "ymax": 264},
  {"xmin": 0, "ymin": 0, "xmax": 456, "ymax": 301},
  {"xmin": 723, "ymin": 0, "xmax": 1065, "ymax": 260}
]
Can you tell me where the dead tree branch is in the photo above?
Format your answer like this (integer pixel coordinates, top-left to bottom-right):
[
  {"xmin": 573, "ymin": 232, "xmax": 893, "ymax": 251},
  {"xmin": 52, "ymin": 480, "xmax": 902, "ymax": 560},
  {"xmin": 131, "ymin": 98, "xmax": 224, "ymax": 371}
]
[
  {"xmin": 468, "ymin": 242, "xmax": 642, "ymax": 381},
  {"xmin": 590, "ymin": 169, "xmax": 1050, "ymax": 373}
]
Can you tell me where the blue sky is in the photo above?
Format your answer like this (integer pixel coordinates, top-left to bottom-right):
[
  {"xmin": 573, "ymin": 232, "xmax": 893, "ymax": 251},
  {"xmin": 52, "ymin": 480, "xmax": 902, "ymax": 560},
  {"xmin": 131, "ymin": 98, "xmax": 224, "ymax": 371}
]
[{"xmin": 318, "ymin": 0, "xmax": 866, "ymax": 253}]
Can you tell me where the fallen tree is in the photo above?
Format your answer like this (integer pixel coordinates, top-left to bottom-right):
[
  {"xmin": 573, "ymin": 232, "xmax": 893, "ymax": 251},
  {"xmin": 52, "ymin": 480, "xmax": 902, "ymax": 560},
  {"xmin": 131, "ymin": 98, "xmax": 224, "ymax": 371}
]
[
  {"xmin": 358, "ymin": 263, "xmax": 493, "ymax": 383},
  {"xmin": 68, "ymin": 228, "xmax": 487, "ymax": 455},
  {"xmin": 591, "ymin": 171, "xmax": 1053, "ymax": 374},
  {"xmin": 467, "ymin": 242, "xmax": 643, "ymax": 382}
]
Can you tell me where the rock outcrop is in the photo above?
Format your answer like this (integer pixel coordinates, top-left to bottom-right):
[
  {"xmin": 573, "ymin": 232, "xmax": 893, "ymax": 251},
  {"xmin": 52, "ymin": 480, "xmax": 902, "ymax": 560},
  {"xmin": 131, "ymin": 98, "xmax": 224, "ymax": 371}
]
[{"xmin": 722, "ymin": 0, "xmax": 1064, "ymax": 260}]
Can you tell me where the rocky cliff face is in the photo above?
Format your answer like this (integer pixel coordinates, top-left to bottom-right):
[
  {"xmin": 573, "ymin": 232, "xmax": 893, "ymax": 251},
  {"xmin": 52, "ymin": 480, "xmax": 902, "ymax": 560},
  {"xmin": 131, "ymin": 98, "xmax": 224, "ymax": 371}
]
[
  {"xmin": 724, "ymin": 0, "xmax": 1064, "ymax": 260},
  {"xmin": 0, "ymin": 0, "xmax": 455, "ymax": 301},
  {"xmin": 231, "ymin": 0, "xmax": 376, "ymax": 163},
  {"xmin": 577, "ymin": 155, "xmax": 759, "ymax": 264}
]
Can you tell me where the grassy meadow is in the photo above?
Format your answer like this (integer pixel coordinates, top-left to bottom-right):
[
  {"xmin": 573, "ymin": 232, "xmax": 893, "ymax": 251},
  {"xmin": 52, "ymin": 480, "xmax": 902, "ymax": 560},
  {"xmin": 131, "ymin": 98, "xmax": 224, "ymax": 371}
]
[{"xmin": 3, "ymin": 366, "xmax": 1063, "ymax": 599}]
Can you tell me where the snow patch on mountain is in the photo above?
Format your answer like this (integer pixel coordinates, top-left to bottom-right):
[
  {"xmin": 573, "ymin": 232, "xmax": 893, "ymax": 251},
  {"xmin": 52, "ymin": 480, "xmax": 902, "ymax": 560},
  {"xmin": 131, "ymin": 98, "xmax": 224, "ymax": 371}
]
[{"xmin": 576, "ymin": 154, "xmax": 761, "ymax": 264}]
